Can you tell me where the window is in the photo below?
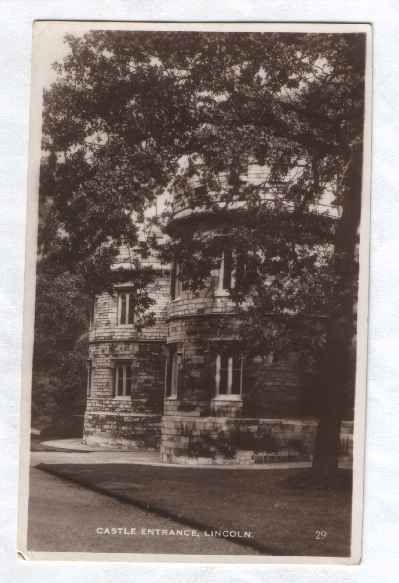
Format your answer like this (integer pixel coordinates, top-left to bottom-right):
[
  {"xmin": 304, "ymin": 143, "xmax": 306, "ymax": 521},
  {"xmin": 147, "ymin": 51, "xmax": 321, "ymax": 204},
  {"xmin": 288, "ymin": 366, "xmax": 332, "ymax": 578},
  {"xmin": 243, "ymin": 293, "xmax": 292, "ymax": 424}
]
[
  {"xmin": 215, "ymin": 354, "xmax": 244, "ymax": 396},
  {"xmin": 165, "ymin": 346, "xmax": 180, "ymax": 398},
  {"xmin": 86, "ymin": 360, "xmax": 92, "ymax": 398},
  {"xmin": 220, "ymin": 249, "xmax": 233, "ymax": 291},
  {"xmin": 113, "ymin": 362, "xmax": 132, "ymax": 398},
  {"xmin": 217, "ymin": 249, "xmax": 247, "ymax": 292},
  {"xmin": 117, "ymin": 291, "xmax": 135, "ymax": 325},
  {"xmin": 170, "ymin": 263, "xmax": 183, "ymax": 300},
  {"xmin": 89, "ymin": 297, "xmax": 96, "ymax": 329},
  {"xmin": 235, "ymin": 251, "xmax": 248, "ymax": 287}
]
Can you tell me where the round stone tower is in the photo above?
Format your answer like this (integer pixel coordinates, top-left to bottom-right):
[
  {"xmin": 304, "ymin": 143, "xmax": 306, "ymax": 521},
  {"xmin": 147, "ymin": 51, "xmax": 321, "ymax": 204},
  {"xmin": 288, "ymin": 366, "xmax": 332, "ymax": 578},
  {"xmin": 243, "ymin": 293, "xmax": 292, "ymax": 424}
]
[{"xmin": 160, "ymin": 184, "xmax": 322, "ymax": 465}]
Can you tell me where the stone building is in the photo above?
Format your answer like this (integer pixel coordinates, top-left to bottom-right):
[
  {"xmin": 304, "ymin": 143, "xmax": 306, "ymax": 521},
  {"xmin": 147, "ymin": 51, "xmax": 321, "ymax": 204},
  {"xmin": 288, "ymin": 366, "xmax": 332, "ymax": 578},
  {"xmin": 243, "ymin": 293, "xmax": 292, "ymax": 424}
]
[
  {"xmin": 83, "ymin": 183, "xmax": 354, "ymax": 465},
  {"xmin": 83, "ymin": 246, "xmax": 170, "ymax": 450}
]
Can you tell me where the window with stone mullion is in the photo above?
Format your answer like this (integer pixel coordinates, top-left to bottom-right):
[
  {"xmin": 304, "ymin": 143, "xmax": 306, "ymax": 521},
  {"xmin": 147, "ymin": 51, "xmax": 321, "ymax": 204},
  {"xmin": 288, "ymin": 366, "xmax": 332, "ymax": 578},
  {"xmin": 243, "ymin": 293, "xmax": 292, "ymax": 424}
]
[
  {"xmin": 114, "ymin": 362, "xmax": 132, "ymax": 397},
  {"xmin": 222, "ymin": 248, "xmax": 233, "ymax": 290},
  {"xmin": 219, "ymin": 248, "xmax": 248, "ymax": 291},
  {"xmin": 119, "ymin": 292, "xmax": 135, "ymax": 325},
  {"xmin": 216, "ymin": 353, "xmax": 243, "ymax": 396}
]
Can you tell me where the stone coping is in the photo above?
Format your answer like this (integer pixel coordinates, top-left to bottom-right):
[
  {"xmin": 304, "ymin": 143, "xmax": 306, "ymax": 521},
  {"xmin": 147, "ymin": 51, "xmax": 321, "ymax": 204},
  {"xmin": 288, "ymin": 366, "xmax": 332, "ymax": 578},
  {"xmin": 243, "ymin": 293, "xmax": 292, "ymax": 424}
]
[
  {"xmin": 161, "ymin": 416, "xmax": 353, "ymax": 428},
  {"xmin": 85, "ymin": 412, "xmax": 161, "ymax": 417}
]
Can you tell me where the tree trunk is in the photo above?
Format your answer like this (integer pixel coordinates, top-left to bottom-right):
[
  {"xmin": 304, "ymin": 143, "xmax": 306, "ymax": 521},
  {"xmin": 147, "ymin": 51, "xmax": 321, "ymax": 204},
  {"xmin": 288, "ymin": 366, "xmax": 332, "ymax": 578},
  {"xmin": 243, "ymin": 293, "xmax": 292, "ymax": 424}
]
[{"xmin": 312, "ymin": 140, "xmax": 363, "ymax": 482}]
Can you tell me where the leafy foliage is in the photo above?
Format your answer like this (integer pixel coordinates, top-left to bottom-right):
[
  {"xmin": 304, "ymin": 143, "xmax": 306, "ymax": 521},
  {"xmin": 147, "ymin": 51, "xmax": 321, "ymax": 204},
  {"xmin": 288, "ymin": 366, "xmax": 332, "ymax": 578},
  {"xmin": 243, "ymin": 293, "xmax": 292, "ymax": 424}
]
[
  {"xmin": 32, "ymin": 263, "xmax": 89, "ymax": 433},
  {"xmin": 37, "ymin": 31, "xmax": 366, "ymax": 466},
  {"xmin": 40, "ymin": 31, "xmax": 365, "ymax": 297}
]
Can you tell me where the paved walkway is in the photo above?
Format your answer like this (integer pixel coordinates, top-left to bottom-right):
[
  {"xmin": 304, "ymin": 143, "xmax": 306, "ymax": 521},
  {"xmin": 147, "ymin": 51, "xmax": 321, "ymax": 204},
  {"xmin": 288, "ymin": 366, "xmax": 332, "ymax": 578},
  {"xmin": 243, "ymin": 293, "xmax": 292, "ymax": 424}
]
[{"xmin": 40, "ymin": 438, "xmax": 125, "ymax": 452}]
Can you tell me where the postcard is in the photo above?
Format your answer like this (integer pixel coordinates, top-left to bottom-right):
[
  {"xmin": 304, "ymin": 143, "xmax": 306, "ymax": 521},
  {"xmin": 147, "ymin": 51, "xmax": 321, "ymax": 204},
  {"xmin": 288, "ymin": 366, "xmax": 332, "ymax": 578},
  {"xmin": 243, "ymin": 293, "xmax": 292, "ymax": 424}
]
[{"xmin": 18, "ymin": 20, "xmax": 372, "ymax": 563}]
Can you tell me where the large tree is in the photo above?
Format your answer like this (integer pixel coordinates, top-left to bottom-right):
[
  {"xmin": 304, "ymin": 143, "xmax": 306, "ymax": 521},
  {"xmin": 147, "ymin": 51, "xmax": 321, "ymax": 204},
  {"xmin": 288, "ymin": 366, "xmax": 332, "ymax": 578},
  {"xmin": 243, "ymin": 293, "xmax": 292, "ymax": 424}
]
[
  {"xmin": 31, "ymin": 262, "xmax": 89, "ymax": 435},
  {"xmin": 39, "ymin": 30, "xmax": 366, "ymax": 475}
]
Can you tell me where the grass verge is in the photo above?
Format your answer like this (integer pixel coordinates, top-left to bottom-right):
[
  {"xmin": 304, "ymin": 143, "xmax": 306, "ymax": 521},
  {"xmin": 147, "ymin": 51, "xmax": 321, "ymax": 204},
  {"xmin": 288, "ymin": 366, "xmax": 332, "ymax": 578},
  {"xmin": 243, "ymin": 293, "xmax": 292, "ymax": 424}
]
[{"xmin": 37, "ymin": 462, "xmax": 352, "ymax": 557}]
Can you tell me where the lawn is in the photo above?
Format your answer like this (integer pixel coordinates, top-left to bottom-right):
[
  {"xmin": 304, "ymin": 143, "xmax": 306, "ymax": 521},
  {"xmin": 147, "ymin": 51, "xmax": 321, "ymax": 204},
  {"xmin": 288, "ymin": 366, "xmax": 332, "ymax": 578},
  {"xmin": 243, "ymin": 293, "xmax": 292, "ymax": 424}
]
[{"xmin": 37, "ymin": 463, "xmax": 352, "ymax": 557}]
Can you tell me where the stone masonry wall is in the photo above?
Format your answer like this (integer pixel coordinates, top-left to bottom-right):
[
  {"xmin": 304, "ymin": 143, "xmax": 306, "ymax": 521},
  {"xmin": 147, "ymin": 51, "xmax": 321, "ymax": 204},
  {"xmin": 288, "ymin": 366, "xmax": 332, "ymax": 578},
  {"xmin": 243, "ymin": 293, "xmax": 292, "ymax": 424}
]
[
  {"xmin": 243, "ymin": 358, "xmax": 304, "ymax": 417},
  {"xmin": 84, "ymin": 412, "xmax": 161, "ymax": 450},
  {"xmin": 90, "ymin": 269, "xmax": 170, "ymax": 343},
  {"xmin": 161, "ymin": 416, "xmax": 353, "ymax": 465},
  {"xmin": 83, "ymin": 265, "xmax": 170, "ymax": 449},
  {"xmin": 167, "ymin": 293, "xmax": 236, "ymax": 321},
  {"xmin": 131, "ymin": 342, "xmax": 165, "ymax": 414},
  {"xmin": 84, "ymin": 340, "xmax": 164, "ymax": 449},
  {"xmin": 164, "ymin": 314, "xmax": 304, "ymax": 418},
  {"xmin": 86, "ymin": 341, "xmax": 165, "ymax": 413}
]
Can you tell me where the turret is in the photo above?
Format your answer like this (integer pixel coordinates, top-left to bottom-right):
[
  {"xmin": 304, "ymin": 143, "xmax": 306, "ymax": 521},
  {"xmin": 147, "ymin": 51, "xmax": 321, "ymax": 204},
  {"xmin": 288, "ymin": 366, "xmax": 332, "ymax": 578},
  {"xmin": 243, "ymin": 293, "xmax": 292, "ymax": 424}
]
[{"xmin": 160, "ymin": 173, "xmax": 335, "ymax": 464}]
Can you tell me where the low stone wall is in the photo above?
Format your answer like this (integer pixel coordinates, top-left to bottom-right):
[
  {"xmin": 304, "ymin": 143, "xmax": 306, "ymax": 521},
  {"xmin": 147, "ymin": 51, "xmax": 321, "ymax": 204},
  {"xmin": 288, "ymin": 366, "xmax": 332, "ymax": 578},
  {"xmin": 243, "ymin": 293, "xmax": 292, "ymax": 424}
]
[
  {"xmin": 83, "ymin": 412, "xmax": 161, "ymax": 450},
  {"xmin": 210, "ymin": 398, "xmax": 243, "ymax": 417},
  {"xmin": 160, "ymin": 416, "xmax": 353, "ymax": 465}
]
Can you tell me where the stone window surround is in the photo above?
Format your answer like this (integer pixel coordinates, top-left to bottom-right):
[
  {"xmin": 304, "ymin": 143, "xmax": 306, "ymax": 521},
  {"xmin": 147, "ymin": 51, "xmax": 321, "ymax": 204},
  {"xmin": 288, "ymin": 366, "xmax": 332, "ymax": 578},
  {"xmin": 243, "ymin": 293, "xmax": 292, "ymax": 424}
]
[
  {"xmin": 170, "ymin": 248, "xmax": 246, "ymax": 303},
  {"xmin": 86, "ymin": 359, "xmax": 92, "ymax": 398},
  {"xmin": 112, "ymin": 358, "xmax": 133, "ymax": 399},
  {"xmin": 89, "ymin": 297, "xmax": 96, "ymax": 329},
  {"xmin": 214, "ymin": 353, "xmax": 244, "ymax": 399},
  {"xmin": 116, "ymin": 289, "xmax": 135, "ymax": 326},
  {"xmin": 163, "ymin": 343, "xmax": 244, "ymax": 402},
  {"xmin": 217, "ymin": 249, "xmax": 233, "ymax": 292},
  {"xmin": 164, "ymin": 344, "xmax": 181, "ymax": 400}
]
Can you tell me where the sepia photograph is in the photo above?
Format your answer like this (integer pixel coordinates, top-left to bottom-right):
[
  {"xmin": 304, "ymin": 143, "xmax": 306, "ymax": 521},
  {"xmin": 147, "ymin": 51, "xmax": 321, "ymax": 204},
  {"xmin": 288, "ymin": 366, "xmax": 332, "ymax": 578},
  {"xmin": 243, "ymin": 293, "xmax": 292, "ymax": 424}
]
[{"xmin": 18, "ymin": 21, "xmax": 371, "ymax": 563}]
